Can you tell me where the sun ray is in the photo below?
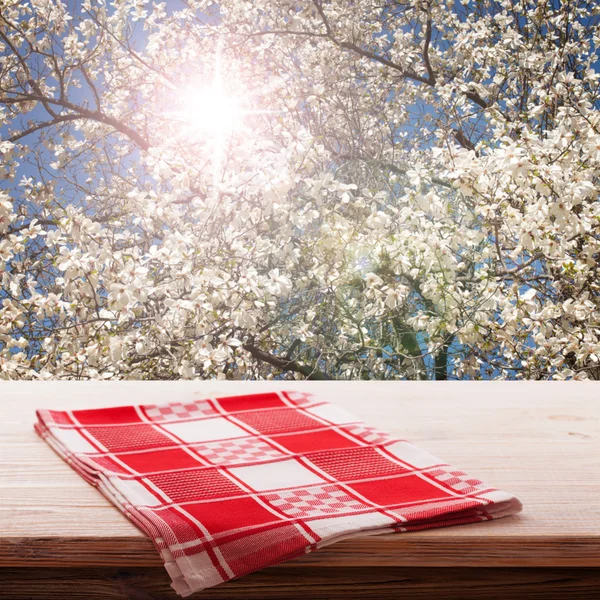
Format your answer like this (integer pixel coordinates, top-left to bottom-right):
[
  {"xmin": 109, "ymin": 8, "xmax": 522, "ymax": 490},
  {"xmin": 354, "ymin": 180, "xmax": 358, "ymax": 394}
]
[{"xmin": 166, "ymin": 39, "xmax": 284, "ymax": 187}]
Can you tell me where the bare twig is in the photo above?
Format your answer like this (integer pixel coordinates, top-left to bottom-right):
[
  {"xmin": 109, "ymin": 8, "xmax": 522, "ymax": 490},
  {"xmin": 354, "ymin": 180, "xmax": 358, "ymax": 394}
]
[{"xmin": 243, "ymin": 342, "xmax": 333, "ymax": 380}]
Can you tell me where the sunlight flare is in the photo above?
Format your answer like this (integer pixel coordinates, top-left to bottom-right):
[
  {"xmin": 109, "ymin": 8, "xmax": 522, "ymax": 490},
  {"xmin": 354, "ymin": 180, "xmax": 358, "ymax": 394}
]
[{"xmin": 176, "ymin": 85, "xmax": 244, "ymax": 136}]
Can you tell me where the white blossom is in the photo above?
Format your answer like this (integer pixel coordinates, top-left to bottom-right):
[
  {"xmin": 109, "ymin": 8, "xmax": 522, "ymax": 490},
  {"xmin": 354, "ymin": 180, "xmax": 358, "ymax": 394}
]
[{"xmin": 0, "ymin": 0, "xmax": 598, "ymax": 381}]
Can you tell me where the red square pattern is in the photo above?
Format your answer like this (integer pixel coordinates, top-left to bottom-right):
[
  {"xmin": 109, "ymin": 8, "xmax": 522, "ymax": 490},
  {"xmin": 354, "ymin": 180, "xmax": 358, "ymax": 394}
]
[
  {"xmin": 218, "ymin": 523, "xmax": 308, "ymax": 577},
  {"xmin": 85, "ymin": 423, "xmax": 174, "ymax": 453},
  {"xmin": 73, "ymin": 405, "xmax": 142, "ymax": 425},
  {"xmin": 396, "ymin": 498, "xmax": 483, "ymax": 523},
  {"xmin": 183, "ymin": 496, "xmax": 278, "ymax": 537},
  {"xmin": 214, "ymin": 392, "xmax": 286, "ymax": 413},
  {"xmin": 115, "ymin": 448, "xmax": 204, "ymax": 474},
  {"xmin": 349, "ymin": 474, "xmax": 453, "ymax": 507},
  {"xmin": 306, "ymin": 446, "xmax": 409, "ymax": 482},
  {"xmin": 36, "ymin": 391, "xmax": 520, "ymax": 597},
  {"xmin": 146, "ymin": 468, "xmax": 241, "ymax": 504},
  {"xmin": 233, "ymin": 407, "xmax": 323, "ymax": 436},
  {"xmin": 275, "ymin": 429, "xmax": 360, "ymax": 454}
]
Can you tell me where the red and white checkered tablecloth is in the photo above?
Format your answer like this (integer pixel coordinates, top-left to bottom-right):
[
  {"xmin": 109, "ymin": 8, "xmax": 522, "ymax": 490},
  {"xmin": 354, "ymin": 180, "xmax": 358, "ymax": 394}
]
[{"xmin": 35, "ymin": 391, "xmax": 522, "ymax": 596}]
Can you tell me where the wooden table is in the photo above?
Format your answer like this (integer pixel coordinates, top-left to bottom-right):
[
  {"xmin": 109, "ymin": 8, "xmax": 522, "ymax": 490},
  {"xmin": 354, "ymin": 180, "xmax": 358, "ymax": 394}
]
[{"xmin": 1, "ymin": 381, "xmax": 599, "ymax": 599}]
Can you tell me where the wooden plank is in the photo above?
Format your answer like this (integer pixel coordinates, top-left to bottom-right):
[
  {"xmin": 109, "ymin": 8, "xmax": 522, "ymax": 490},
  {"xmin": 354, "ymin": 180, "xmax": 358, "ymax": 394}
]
[
  {"xmin": 1, "ymin": 567, "xmax": 599, "ymax": 599},
  {"xmin": 1, "ymin": 382, "xmax": 599, "ymax": 568}
]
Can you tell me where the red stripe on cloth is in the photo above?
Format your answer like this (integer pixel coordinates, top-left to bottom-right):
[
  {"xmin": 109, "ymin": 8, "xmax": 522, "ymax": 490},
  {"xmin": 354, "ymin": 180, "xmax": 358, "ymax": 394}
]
[{"xmin": 35, "ymin": 391, "xmax": 522, "ymax": 597}]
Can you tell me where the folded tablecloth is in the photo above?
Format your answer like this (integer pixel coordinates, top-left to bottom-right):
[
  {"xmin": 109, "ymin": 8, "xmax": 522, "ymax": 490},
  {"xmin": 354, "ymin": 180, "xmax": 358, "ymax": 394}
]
[{"xmin": 35, "ymin": 391, "xmax": 522, "ymax": 596}]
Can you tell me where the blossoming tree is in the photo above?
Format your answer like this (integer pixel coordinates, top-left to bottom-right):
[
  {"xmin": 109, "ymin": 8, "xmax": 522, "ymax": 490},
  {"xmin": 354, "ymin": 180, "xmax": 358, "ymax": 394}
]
[{"xmin": 1, "ymin": 0, "xmax": 599, "ymax": 380}]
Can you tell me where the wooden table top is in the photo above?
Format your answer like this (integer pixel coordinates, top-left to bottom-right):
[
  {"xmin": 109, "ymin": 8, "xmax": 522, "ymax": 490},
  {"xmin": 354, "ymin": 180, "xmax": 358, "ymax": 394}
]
[{"xmin": 1, "ymin": 381, "xmax": 599, "ymax": 568}]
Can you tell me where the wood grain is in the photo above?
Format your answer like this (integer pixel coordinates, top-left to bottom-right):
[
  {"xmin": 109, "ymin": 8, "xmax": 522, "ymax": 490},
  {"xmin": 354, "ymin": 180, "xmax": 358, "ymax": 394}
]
[
  {"xmin": 1, "ymin": 381, "xmax": 599, "ymax": 571},
  {"xmin": 2, "ymin": 567, "xmax": 600, "ymax": 599}
]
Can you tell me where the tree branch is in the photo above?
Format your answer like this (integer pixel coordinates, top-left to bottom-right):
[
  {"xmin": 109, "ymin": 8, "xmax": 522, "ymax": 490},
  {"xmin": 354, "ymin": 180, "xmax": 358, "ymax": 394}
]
[
  {"xmin": 313, "ymin": 0, "xmax": 432, "ymax": 85},
  {"xmin": 0, "ymin": 219, "xmax": 58, "ymax": 241},
  {"xmin": 1, "ymin": 93, "xmax": 150, "ymax": 150},
  {"xmin": 434, "ymin": 337, "xmax": 453, "ymax": 380},
  {"xmin": 465, "ymin": 90, "xmax": 489, "ymax": 109},
  {"xmin": 422, "ymin": 6, "xmax": 436, "ymax": 85},
  {"xmin": 243, "ymin": 343, "xmax": 334, "ymax": 380},
  {"xmin": 0, "ymin": 21, "xmax": 58, "ymax": 118},
  {"xmin": 495, "ymin": 253, "xmax": 545, "ymax": 278},
  {"xmin": 6, "ymin": 115, "xmax": 82, "ymax": 143}
]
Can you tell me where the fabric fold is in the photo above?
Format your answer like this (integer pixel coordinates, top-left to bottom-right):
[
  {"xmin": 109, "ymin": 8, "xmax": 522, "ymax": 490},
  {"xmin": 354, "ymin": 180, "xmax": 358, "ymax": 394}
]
[{"xmin": 35, "ymin": 391, "xmax": 522, "ymax": 596}]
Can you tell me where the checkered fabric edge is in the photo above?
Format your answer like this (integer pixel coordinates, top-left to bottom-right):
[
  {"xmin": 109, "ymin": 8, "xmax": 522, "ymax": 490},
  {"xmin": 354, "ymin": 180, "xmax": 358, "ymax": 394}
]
[{"xmin": 35, "ymin": 390, "xmax": 522, "ymax": 596}]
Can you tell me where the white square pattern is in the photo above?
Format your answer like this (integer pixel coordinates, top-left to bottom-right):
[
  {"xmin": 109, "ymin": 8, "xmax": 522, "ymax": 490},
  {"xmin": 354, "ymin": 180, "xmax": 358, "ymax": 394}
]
[
  {"xmin": 384, "ymin": 441, "xmax": 442, "ymax": 469},
  {"xmin": 115, "ymin": 478, "xmax": 162, "ymax": 507},
  {"xmin": 429, "ymin": 468, "xmax": 484, "ymax": 492},
  {"xmin": 305, "ymin": 403, "xmax": 358, "ymax": 425},
  {"xmin": 308, "ymin": 512, "xmax": 397, "ymax": 541},
  {"xmin": 228, "ymin": 458, "xmax": 327, "ymax": 492},
  {"xmin": 194, "ymin": 438, "xmax": 285, "ymax": 465},
  {"xmin": 52, "ymin": 427, "xmax": 99, "ymax": 453},
  {"xmin": 161, "ymin": 416, "xmax": 249, "ymax": 443},
  {"xmin": 265, "ymin": 485, "xmax": 367, "ymax": 518},
  {"xmin": 284, "ymin": 391, "xmax": 316, "ymax": 406},
  {"xmin": 145, "ymin": 400, "xmax": 216, "ymax": 422},
  {"xmin": 180, "ymin": 550, "xmax": 224, "ymax": 588},
  {"xmin": 345, "ymin": 424, "xmax": 393, "ymax": 445}
]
